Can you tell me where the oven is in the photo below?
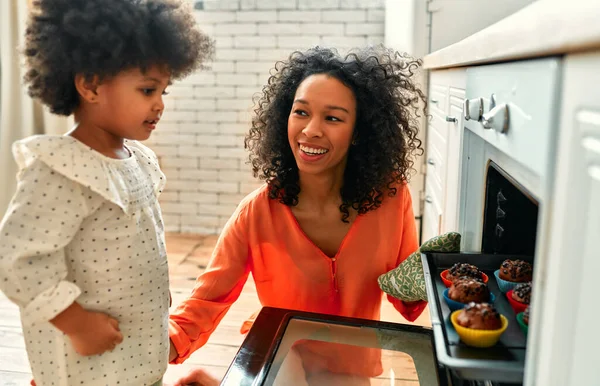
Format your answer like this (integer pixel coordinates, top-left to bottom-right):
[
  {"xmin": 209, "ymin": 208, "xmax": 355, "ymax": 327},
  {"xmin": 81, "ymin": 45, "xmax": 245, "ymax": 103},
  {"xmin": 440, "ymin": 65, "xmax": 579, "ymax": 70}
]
[
  {"xmin": 219, "ymin": 58, "xmax": 562, "ymax": 386},
  {"xmin": 436, "ymin": 56, "xmax": 562, "ymax": 385}
]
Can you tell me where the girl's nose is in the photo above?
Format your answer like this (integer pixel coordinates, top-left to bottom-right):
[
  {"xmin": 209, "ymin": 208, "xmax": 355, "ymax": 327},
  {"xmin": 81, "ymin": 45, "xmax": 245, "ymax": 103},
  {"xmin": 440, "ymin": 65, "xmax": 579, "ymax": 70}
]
[{"xmin": 155, "ymin": 96, "xmax": 165, "ymax": 112}]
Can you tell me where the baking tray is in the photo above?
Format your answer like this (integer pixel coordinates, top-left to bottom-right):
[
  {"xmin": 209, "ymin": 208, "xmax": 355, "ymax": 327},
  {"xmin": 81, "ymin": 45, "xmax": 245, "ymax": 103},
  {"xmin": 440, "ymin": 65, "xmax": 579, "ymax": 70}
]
[{"xmin": 421, "ymin": 252, "xmax": 533, "ymax": 383}]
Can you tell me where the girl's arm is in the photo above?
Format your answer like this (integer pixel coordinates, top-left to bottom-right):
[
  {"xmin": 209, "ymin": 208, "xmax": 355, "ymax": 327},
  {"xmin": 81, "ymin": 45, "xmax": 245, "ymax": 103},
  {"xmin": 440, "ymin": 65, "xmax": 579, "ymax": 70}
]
[
  {"xmin": 0, "ymin": 160, "xmax": 88, "ymax": 325},
  {"xmin": 0, "ymin": 160, "xmax": 123, "ymax": 355},
  {"xmin": 168, "ymin": 205, "xmax": 251, "ymax": 364}
]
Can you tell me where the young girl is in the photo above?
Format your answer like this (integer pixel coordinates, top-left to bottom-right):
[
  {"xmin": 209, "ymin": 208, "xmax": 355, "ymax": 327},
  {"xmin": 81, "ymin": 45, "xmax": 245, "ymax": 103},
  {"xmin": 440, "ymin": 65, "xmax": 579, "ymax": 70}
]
[
  {"xmin": 168, "ymin": 46, "xmax": 428, "ymax": 385},
  {"xmin": 0, "ymin": 0, "xmax": 212, "ymax": 385}
]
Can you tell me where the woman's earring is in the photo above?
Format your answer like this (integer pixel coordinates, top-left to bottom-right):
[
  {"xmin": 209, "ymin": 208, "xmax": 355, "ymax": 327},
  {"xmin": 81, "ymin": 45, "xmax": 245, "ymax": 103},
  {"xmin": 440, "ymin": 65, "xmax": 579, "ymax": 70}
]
[{"xmin": 351, "ymin": 139, "xmax": 357, "ymax": 146}]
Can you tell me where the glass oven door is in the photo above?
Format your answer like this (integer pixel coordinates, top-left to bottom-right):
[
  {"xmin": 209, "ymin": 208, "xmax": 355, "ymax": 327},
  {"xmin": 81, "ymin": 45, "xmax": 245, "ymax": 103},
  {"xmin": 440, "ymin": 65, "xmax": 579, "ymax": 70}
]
[{"xmin": 221, "ymin": 307, "xmax": 444, "ymax": 386}]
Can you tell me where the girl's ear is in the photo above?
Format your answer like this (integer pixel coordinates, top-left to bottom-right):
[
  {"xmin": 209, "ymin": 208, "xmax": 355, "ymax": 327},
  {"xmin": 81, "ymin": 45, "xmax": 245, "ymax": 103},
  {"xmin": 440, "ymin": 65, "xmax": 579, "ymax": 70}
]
[{"xmin": 74, "ymin": 74, "xmax": 101, "ymax": 104}]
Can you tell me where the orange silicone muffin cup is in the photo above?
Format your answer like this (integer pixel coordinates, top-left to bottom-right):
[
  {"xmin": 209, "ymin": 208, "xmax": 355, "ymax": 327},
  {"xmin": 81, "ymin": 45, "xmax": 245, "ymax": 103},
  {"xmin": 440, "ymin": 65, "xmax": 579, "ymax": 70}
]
[{"xmin": 440, "ymin": 270, "xmax": 489, "ymax": 288}]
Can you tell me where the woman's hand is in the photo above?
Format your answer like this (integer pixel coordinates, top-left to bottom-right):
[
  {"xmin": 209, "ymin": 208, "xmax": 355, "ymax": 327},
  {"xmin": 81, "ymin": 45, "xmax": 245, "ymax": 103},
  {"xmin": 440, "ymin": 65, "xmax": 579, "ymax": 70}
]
[{"xmin": 171, "ymin": 368, "xmax": 220, "ymax": 386}]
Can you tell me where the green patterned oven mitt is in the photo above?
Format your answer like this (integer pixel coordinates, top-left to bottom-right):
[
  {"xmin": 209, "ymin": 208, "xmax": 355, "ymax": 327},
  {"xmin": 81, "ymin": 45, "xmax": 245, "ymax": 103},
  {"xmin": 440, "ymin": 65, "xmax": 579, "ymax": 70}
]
[{"xmin": 378, "ymin": 232, "xmax": 461, "ymax": 302}]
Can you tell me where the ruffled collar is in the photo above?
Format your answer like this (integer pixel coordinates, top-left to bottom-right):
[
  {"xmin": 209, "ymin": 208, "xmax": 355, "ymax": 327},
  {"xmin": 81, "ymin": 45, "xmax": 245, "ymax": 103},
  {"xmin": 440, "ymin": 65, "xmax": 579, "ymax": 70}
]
[{"xmin": 12, "ymin": 135, "xmax": 166, "ymax": 215}]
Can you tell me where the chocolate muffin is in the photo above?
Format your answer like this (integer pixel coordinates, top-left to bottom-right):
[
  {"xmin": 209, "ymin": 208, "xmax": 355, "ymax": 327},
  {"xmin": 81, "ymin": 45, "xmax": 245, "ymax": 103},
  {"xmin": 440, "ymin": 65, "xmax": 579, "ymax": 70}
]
[
  {"xmin": 499, "ymin": 259, "xmax": 533, "ymax": 282},
  {"xmin": 447, "ymin": 263, "xmax": 484, "ymax": 283},
  {"xmin": 456, "ymin": 302, "xmax": 503, "ymax": 330},
  {"xmin": 512, "ymin": 282, "xmax": 532, "ymax": 304},
  {"xmin": 523, "ymin": 305, "xmax": 530, "ymax": 325},
  {"xmin": 449, "ymin": 276, "xmax": 490, "ymax": 303}
]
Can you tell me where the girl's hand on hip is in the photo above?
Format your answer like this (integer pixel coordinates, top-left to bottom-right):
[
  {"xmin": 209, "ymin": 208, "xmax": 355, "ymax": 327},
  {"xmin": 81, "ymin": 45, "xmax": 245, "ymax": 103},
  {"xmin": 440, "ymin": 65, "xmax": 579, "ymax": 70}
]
[{"xmin": 67, "ymin": 310, "xmax": 123, "ymax": 356}]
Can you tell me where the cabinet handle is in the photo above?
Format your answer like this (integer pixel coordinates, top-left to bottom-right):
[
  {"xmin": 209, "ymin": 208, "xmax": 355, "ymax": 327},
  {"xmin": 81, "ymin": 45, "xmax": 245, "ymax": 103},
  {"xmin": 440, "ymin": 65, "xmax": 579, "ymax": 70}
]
[
  {"xmin": 427, "ymin": 158, "xmax": 435, "ymax": 166},
  {"xmin": 446, "ymin": 116, "xmax": 458, "ymax": 123},
  {"xmin": 430, "ymin": 98, "xmax": 439, "ymax": 104},
  {"xmin": 425, "ymin": 196, "xmax": 433, "ymax": 204}
]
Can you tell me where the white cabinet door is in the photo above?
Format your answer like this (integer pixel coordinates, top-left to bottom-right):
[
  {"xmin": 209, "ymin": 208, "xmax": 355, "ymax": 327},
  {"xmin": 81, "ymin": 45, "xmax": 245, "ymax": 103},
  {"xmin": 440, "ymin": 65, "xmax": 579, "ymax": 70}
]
[
  {"xmin": 421, "ymin": 192, "xmax": 441, "ymax": 243},
  {"xmin": 422, "ymin": 69, "xmax": 465, "ymax": 240},
  {"xmin": 531, "ymin": 52, "xmax": 600, "ymax": 386},
  {"xmin": 444, "ymin": 85, "xmax": 466, "ymax": 233}
]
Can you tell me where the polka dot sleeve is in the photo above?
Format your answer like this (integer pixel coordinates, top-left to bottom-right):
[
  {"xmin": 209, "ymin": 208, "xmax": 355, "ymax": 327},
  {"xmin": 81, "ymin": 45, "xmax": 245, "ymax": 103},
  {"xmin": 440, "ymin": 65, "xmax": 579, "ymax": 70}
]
[{"xmin": 0, "ymin": 159, "xmax": 89, "ymax": 327}]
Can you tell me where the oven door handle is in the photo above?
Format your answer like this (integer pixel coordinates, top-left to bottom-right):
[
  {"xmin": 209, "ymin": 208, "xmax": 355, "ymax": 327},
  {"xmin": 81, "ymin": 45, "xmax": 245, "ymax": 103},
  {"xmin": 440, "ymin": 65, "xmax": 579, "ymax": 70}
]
[{"xmin": 482, "ymin": 103, "xmax": 510, "ymax": 134}]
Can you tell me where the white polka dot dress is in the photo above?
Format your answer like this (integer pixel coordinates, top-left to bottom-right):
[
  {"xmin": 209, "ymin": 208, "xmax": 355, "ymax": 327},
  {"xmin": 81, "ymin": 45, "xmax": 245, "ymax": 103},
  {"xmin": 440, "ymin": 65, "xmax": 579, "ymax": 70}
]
[{"xmin": 0, "ymin": 135, "xmax": 170, "ymax": 386}]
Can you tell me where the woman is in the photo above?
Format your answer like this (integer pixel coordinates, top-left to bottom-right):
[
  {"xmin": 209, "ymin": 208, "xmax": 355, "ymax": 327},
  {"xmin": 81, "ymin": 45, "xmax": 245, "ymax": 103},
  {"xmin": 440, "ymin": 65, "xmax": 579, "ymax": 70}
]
[{"xmin": 169, "ymin": 45, "xmax": 428, "ymax": 385}]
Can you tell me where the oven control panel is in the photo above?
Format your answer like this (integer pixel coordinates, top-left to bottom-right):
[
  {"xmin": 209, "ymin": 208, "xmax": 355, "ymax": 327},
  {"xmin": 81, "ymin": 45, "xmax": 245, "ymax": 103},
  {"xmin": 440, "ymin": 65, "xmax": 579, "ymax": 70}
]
[{"xmin": 463, "ymin": 58, "xmax": 561, "ymax": 179}]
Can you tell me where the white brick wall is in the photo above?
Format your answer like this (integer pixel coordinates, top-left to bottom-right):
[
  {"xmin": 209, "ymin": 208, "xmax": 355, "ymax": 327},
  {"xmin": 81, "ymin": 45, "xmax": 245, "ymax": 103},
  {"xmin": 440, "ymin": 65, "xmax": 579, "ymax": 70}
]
[{"xmin": 147, "ymin": 0, "xmax": 385, "ymax": 234}]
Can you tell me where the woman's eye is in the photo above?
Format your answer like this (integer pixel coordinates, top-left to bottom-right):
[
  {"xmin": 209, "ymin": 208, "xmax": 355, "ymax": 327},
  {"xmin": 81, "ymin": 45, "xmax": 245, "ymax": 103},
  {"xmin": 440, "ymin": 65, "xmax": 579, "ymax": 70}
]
[
  {"xmin": 141, "ymin": 88, "xmax": 155, "ymax": 96},
  {"xmin": 294, "ymin": 109, "xmax": 308, "ymax": 116},
  {"xmin": 162, "ymin": 90, "xmax": 170, "ymax": 96},
  {"xmin": 327, "ymin": 116, "xmax": 342, "ymax": 122}
]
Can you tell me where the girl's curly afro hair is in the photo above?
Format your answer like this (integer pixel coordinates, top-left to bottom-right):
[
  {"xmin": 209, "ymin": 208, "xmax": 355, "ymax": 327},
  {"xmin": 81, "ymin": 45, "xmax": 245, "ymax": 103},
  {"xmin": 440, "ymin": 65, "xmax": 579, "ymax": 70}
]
[
  {"xmin": 245, "ymin": 46, "xmax": 427, "ymax": 222},
  {"xmin": 23, "ymin": 0, "xmax": 213, "ymax": 116}
]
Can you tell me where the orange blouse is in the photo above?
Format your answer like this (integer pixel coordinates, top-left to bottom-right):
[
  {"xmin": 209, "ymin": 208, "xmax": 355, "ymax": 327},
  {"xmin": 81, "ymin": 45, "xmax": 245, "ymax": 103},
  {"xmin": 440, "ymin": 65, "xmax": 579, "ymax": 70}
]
[{"xmin": 169, "ymin": 183, "xmax": 426, "ymax": 364}]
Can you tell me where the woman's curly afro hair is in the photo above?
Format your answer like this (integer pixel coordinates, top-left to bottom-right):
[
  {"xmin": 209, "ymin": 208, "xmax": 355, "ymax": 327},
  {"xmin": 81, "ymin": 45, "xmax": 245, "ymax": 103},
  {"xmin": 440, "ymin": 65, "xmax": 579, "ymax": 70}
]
[
  {"xmin": 245, "ymin": 46, "xmax": 427, "ymax": 222},
  {"xmin": 23, "ymin": 0, "xmax": 213, "ymax": 116}
]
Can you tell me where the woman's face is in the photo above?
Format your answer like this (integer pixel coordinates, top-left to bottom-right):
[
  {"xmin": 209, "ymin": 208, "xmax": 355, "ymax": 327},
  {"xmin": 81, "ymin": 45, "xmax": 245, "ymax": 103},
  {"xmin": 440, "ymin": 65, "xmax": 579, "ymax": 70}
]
[{"xmin": 287, "ymin": 74, "xmax": 357, "ymax": 178}]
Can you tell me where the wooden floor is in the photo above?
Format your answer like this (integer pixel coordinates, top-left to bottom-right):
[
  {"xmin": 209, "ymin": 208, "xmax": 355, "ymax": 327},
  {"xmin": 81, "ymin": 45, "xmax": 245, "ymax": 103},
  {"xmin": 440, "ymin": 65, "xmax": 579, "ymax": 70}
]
[{"xmin": 0, "ymin": 233, "xmax": 431, "ymax": 385}]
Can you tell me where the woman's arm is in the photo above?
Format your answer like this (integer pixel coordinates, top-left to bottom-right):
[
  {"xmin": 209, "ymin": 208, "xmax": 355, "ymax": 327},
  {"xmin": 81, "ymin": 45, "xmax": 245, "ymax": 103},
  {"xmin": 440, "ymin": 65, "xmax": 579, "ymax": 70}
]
[
  {"xmin": 385, "ymin": 186, "xmax": 427, "ymax": 322},
  {"xmin": 168, "ymin": 205, "xmax": 251, "ymax": 364}
]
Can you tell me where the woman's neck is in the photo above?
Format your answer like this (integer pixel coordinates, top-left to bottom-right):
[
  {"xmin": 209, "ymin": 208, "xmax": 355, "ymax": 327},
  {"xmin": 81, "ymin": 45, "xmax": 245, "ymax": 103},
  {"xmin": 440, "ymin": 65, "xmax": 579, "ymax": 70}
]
[{"xmin": 296, "ymin": 170, "xmax": 344, "ymax": 212}]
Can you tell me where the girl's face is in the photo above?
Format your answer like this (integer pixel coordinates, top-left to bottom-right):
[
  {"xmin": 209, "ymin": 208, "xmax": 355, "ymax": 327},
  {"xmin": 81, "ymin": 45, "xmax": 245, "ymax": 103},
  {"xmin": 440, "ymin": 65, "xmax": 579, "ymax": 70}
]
[
  {"xmin": 287, "ymin": 74, "xmax": 357, "ymax": 178},
  {"xmin": 94, "ymin": 66, "xmax": 170, "ymax": 141}
]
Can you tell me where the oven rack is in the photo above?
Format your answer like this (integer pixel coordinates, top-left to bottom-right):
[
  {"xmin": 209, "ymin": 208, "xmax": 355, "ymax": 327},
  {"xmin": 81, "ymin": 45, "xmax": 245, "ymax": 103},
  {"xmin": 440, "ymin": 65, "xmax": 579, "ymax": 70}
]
[{"xmin": 421, "ymin": 252, "xmax": 533, "ymax": 383}]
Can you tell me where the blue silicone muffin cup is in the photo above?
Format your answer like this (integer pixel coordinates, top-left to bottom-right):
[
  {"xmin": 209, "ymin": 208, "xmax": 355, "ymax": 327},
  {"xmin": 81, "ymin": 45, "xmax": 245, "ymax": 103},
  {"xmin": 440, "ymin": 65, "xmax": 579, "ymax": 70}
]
[
  {"xmin": 494, "ymin": 269, "xmax": 520, "ymax": 293},
  {"xmin": 443, "ymin": 288, "xmax": 496, "ymax": 312}
]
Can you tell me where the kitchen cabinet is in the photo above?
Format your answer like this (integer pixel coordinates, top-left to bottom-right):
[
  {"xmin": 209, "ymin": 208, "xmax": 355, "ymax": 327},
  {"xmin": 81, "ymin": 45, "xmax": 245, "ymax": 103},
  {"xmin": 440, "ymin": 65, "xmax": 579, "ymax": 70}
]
[
  {"xmin": 427, "ymin": 0, "xmax": 535, "ymax": 53},
  {"xmin": 422, "ymin": 68, "xmax": 466, "ymax": 241}
]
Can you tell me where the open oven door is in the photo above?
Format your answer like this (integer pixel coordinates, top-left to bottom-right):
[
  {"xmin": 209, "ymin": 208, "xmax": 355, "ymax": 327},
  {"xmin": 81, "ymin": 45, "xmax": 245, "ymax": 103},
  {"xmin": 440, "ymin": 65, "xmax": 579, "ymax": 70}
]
[{"xmin": 221, "ymin": 307, "xmax": 445, "ymax": 386}]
